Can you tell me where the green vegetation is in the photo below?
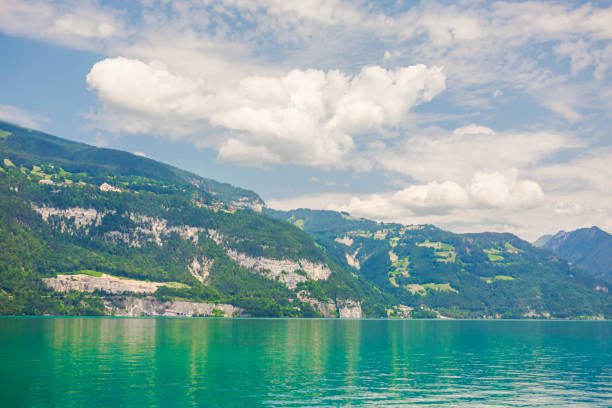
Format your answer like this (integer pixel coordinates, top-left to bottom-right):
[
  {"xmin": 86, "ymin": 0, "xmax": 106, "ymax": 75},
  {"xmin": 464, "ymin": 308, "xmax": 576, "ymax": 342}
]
[
  {"xmin": 484, "ymin": 248, "xmax": 504, "ymax": 262},
  {"xmin": 481, "ymin": 275, "xmax": 515, "ymax": 284},
  {"xmin": 269, "ymin": 208, "xmax": 612, "ymax": 319},
  {"xmin": 406, "ymin": 283, "xmax": 457, "ymax": 295},
  {"xmin": 340, "ymin": 213, "xmax": 360, "ymax": 221},
  {"xmin": 1, "ymin": 120, "xmax": 611, "ymax": 320},
  {"xmin": 388, "ymin": 253, "xmax": 410, "ymax": 287},
  {"xmin": 0, "ymin": 121, "xmax": 387, "ymax": 317},
  {"xmin": 418, "ymin": 240, "xmax": 456, "ymax": 263},
  {"xmin": 504, "ymin": 242, "xmax": 521, "ymax": 253},
  {"xmin": 209, "ymin": 308, "xmax": 225, "ymax": 317},
  {"xmin": 75, "ymin": 269, "xmax": 104, "ymax": 277}
]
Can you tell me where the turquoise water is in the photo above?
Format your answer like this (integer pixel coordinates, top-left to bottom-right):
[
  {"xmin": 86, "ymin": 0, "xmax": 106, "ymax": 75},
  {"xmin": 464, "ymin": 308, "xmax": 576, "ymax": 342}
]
[{"xmin": 0, "ymin": 318, "xmax": 610, "ymax": 407}]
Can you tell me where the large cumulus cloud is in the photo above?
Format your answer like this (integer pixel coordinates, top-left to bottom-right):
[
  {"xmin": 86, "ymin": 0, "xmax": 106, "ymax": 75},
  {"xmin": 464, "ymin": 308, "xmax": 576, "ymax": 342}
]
[{"xmin": 86, "ymin": 57, "xmax": 445, "ymax": 168}]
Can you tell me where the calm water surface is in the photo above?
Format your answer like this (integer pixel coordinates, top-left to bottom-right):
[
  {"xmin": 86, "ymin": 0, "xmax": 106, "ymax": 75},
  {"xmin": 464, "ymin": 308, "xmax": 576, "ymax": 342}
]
[{"xmin": 0, "ymin": 318, "xmax": 610, "ymax": 407}]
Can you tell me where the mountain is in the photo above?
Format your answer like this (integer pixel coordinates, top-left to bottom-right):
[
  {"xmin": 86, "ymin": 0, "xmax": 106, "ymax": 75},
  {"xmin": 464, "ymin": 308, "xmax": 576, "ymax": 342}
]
[
  {"xmin": 266, "ymin": 208, "xmax": 611, "ymax": 319},
  {"xmin": 0, "ymin": 121, "xmax": 382, "ymax": 318},
  {"xmin": 538, "ymin": 227, "xmax": 612, "ymax": 284},
  {"xmin": 533, "ymin": 234, "xmax": 553, "ymax": 248},
  {"xmin": 0, "ymin": 121, "xmax": 264, "ymax": 211},
  {"xmin": 0, "ymin": 120, "xmax": 610, "ymax": 319}
]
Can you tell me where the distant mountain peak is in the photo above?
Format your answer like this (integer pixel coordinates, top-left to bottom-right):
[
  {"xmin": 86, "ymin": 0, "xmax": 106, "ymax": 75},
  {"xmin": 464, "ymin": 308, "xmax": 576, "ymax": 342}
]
[{"xmin": 542, "ymin": 226, "xmax": 612, "ymax": 284}]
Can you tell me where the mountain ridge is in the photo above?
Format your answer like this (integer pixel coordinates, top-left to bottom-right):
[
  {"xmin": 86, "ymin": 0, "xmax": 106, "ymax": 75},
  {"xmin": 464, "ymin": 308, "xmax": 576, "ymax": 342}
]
[
  {"xmin": 267, "ymin": 208, "xmax": 611, "ymax": 318},
  {"xmin": 538, "ymin": 226, "xmax": 612, "ymax": 284},
  {"xmin": 0, "ymin": 121, "xmax": 610, "ymax": 319}
]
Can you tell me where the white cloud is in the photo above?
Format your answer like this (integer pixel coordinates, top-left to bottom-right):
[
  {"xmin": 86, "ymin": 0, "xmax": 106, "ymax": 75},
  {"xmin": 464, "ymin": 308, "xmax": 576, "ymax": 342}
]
[
  {"xmin": 2, "ymin": 1, "xmax": 611, "ymax": 121},
  {"xmin": 87, "ymin": 58, "xmax": 209, "ymax": 120},
  {"xmin": 383, "ymin": 50, "xmax": 400, "ymax": 62},
  {"xmin": 271, "ymin": 168, "xmax": 543, "ymax": 216},
  {"xmin": 86, "ymin": 57, "xmax": 445, "ymax": 168},
  {"xmin": 535, "ymin": 148, "xmax": 612, "ymax": 195},
  {"xmin": 0, "ymin": 105, "xmax": 49, "ymax": 128},
  {"xmin": 391, "ymin": 181, "xmax": 469, "ymax": 213},
  {"xmin": 217, "ymin": 139, "xmax": 281, "ymax": 167},
  {"xmin": 50, "ymin": 13, "xmax": 116, "ymax": 39},
  {"xmin": 0, "ymin": 0, "xmax": 123, "ymax": 49},
  {"xmin": 2, "ymin": 0, "xmax": 611, "ymax": 239},
  {"xmin": 268, "ymin": 124, "xmax": 612, "ymax": 240},
  {"xmin": 375, "ymin": 124, "xmax": 581, "ymax": 182},
  {"xmin": 468, "ymin": 170, "xmax": 543, "ymax": 209},
  {"xmin": 554, "ymin": 40, "xmax": 612, "ymax": 80}
]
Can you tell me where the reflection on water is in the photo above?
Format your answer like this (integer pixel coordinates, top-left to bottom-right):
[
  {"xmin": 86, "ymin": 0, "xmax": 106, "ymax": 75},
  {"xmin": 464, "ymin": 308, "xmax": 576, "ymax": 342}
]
[{"xmin": 1, "ymin": 318, "xmax": 611, "ymax": 407}]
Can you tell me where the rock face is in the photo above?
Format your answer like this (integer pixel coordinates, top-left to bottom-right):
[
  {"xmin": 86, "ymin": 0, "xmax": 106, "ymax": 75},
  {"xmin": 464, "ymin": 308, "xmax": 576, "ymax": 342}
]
[
  {"xmin": 297, "ymin": 292, "xmax": 362, "ymax": 318},
  {"xmin": 33, "ymin": 206, "xmax": 203, "ymax": 248},
  {"xmin": 335, "ymin": 236, "xmax": 354, "ymax": 246},
  {"xmin": 345, "ymin": 249, "xmax": 360, "ymax": 270},
  {"xmin": 32, "ymin": 205, "xmax": 106, "ymax": 231},
  {"xmin": 338, "ymin": 299, "xmax": 362, "ymax": 318},
  {"xmin": 232, "ymin": 197, "xmax": 264, "ymax": 213},
  {"xmin": 128, "ymin": 214, "xmax": 203, "ymax": 247},
  {"xmin": 99, "ymin": 182, "xmax": 121, "ymax": 192},
  {"xmin": 227, "ymin": 250, "xmax": 331, "ymax": 289},
  {"xmin": 188, "ymin": 257, "xmax": 213, "ymax": 283},
  {"xmin": 104, "ymin": 297, "xmax": 243, "ymax": 317},
  {"xmin": 43, "ymin": 274, "xmax": 185, "ymax": 294}
]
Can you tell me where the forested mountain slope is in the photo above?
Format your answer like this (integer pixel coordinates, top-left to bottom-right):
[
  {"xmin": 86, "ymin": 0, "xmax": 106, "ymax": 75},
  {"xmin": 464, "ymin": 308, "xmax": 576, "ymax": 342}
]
[
  {"xmin": 537, "ymin": 227, "xmax": 612, "ymax": 284},
  {"xmin": 0, "ymin": 121, "xmax": 609, "ymax": 319},
  {"xmin": 267, "ymin": 208, "xmax": 611, "ymax": 319},
  {"xmin": 0, "ymin": 121, "xmax": 384, "ymax": 317}
]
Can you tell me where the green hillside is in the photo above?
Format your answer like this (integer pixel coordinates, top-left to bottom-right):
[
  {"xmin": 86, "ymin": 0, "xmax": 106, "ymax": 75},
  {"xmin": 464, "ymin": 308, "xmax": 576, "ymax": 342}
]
[
  {"xmin": 0, "ymin": 121, "xmax": 385, "ymax": 317},
  {"xmin": 0, "ymin": 121, "xmax": 263, "ymax": 210},
  {"xmin": 1, "ymin": 121, "xmax": 610, "ymax": 319},
  {"xmin": 267, "ymin": 208, "xmax": 611, "ymax": 319}
]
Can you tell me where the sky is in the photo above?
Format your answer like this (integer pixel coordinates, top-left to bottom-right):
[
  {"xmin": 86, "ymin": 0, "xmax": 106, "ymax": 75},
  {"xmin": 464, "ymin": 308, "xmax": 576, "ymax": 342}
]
[{"xmin": 0, "ymin": 0, "xmax": 611, "ymax": 241}]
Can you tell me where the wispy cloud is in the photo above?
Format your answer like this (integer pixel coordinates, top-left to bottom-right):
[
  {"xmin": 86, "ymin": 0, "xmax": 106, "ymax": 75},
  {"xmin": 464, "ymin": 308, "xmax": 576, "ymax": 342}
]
[
  {"xmin": 1, "ymin": 0, "xmax": 610, "ymax": 239},
  {"xmin": 0, "ymin": 105, "xmax": 50, "ymax": 128}
]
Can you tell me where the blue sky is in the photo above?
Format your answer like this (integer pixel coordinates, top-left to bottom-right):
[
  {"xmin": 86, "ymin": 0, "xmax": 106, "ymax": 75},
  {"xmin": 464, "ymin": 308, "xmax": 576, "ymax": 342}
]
[{"xmin": 0, "ymin": 0, "xmax": 611, "ymax": 240}]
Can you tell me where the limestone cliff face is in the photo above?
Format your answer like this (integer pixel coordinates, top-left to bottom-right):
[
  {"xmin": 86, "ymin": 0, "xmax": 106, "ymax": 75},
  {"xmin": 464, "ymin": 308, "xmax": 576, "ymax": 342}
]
[
  {"xmin": 128, "ymin": 214, "xmax": 203, "ymax": 246},
  {"xmin": 188, "ymin": 257, "xmax": 213, "ymax": 283},
  {"xmin": 32, "ymin": 205, "xmax": 203, "ymax": 248},
  {"xmin": 297, "ymin": 292, "xmax": 362, "ymax": 318},
  {"xmin": 227, "ymin": 249, "xmax": 331, "ymax": 289},
  {"xmin": 104, "ymin": 214, "xmax": 203, "ymax": 247},
  {"xmin": 32, "ymin": 205, "xmax": 108, "ymax": 233},
  {"xmin": 345, "ymin": 249, "xmax": 361, "ymax": 270},
  {"xmin": 43, "ymin": 274, "xmax": 186, "ymax": 294},
  {"xmin": 338, "ymin": 299, "xmax": 362, "ymax": 318},
  {"xmin": 104, "ymin": 297, "xmax": 243, "ymax": 317}
]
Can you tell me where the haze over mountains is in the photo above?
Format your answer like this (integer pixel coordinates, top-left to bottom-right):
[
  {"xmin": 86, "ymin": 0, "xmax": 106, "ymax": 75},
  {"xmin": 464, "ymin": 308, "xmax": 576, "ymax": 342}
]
[{"xmin": 0, "ymin": 121, "xmax": 610, "ymax": 319}]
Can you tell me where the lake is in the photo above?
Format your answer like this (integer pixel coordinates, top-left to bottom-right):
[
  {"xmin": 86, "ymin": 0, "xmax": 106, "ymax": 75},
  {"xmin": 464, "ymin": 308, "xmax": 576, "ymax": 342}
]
[{"xmin": 1, "ymin": 318, "xmax": 610, "ymax": 407}]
